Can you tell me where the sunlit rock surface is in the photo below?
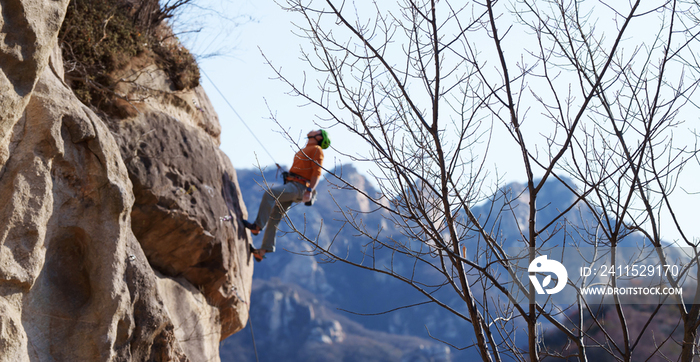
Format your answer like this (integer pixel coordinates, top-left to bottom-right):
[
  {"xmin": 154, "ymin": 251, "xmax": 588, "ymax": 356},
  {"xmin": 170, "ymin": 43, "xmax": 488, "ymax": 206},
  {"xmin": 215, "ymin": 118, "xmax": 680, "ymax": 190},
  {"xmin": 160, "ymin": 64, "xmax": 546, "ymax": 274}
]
[{"xmin": 0, "ymin": 1, "xmax": 253, "ymax": 360}]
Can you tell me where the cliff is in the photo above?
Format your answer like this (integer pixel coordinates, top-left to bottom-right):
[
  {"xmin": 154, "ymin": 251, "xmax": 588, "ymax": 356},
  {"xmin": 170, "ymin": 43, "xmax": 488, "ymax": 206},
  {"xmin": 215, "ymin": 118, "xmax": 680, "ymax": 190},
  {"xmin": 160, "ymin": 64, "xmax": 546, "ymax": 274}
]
[{"xmin": 0, "ymin": 0, "xmax": 253, "ymax": 361}]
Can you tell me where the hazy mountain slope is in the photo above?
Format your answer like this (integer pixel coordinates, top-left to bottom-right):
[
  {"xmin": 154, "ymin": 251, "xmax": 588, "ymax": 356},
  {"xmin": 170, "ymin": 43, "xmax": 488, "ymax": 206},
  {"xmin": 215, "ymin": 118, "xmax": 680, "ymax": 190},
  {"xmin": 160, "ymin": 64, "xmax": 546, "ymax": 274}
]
[{"xmin": 227, "ymin": 164, "xmax": 660, "ymax": 361}]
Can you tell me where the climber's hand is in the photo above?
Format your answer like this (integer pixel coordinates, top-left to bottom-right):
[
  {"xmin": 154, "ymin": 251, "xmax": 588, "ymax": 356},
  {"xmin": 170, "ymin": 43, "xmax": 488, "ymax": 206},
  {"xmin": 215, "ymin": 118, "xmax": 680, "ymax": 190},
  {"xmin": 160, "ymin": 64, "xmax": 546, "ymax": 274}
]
[{"xmin": 302, "ymin": 190, "xmax": 312, "ymax": 203}]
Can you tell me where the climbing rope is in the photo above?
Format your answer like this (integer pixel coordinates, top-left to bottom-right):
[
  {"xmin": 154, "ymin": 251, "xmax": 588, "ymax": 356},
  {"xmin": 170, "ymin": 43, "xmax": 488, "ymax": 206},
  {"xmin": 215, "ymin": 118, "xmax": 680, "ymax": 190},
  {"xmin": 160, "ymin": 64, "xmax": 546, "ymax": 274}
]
[
  {"xmin": 220, "ymin": 208, "xmax": 260, "ymax": 362},
  {"xmin": 201, "ymin": 69, "xmax": 281, "ymax": 171},
  {"xmin": 248, "ymin": 312, "xmax": 260, "ymax": 362},
  {"xmin": 203, "ymin": 68, "xmax": 278, "ymax": 362}
]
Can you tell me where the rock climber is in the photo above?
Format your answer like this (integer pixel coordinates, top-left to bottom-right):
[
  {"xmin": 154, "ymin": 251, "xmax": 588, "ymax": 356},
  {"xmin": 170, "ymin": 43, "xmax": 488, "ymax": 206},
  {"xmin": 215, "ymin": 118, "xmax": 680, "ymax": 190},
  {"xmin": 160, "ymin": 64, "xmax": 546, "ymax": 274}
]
[{"xmin": 243, "ymin": 129, "xmax": 330, "ymax": 262}]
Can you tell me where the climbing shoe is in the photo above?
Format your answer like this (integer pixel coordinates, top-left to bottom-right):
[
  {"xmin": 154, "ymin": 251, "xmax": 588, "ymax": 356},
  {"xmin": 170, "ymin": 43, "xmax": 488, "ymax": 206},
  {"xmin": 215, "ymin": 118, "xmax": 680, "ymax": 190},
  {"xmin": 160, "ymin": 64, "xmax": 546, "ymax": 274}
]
[
  {"xmin": 242, "ymin": 220, "xmax": 261, "ymax": 235},
  {"xmin": 249, "ymin": 245, "xmax": 265, "ymax": 262}
]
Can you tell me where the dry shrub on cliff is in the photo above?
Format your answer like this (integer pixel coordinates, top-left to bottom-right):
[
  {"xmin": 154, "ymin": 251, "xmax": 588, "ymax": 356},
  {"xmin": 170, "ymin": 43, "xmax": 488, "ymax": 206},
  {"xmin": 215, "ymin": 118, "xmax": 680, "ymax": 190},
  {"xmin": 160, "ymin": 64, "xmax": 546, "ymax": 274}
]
[
  {"xmin": 151, "ymin": 26, "xmax": 201, "ymax": 91},
  {"xmin": 59, "ymin": 0, "xmax": 200, "ymax": 114}
]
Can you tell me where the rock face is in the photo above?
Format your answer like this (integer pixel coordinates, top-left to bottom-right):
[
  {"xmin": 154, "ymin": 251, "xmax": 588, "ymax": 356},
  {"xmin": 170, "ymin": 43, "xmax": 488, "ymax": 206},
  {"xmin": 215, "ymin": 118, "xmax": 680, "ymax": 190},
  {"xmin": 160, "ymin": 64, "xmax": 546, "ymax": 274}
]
[
  {"xmin": 0, "ymin": 0, "xmax": 69, "ymax": 168},
  {"xmin": 108, "ymin": 75, "xmax": 252, "ymax": 339},
  {"xmin": 0, "ymin": 1, "xmax": 253, "ymax": 361}
]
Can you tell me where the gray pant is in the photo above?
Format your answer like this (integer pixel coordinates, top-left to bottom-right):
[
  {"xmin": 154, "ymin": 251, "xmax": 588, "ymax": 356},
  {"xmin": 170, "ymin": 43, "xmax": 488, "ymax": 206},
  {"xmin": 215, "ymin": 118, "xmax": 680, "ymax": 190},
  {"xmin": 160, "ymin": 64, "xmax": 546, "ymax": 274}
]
[{"xmin": 254, "ymin": 181, "xmax": 306, "ymax": 252}]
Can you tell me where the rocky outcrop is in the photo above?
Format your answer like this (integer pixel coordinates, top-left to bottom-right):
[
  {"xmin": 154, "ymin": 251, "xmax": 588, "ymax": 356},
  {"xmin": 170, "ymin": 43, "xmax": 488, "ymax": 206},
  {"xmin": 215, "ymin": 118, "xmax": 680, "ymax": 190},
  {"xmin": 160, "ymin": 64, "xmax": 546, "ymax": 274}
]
[
  {"xmin": 108, "ymin": 77, "xmax": 253, "ymax": 339},
  {"xmin": 0, "ymin": 0, "xmax": 69, "ymax": 168},
  {"xmin": 1, "ymin": 46, "xmax": 185, "ymax": 361},
  {"xmin": 0, "ymin": 1, "xmax": 253, "ymax": 361}
]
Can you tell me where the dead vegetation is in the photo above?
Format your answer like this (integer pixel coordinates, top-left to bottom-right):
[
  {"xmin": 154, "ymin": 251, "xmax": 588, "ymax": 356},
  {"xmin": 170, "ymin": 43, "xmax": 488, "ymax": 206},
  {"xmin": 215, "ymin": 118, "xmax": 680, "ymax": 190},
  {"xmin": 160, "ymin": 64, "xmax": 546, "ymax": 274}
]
[{"xmin": 59, "ymin": 0, "xmax": 200, "ymax": 117}]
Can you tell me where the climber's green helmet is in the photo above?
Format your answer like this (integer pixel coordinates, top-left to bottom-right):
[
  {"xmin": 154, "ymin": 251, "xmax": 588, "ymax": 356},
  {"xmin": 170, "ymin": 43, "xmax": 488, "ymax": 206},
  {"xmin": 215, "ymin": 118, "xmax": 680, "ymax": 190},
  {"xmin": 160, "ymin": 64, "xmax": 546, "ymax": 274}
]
[{"xmin": 319, "ymin": 129, "xmax": 331, "ymax": 149}]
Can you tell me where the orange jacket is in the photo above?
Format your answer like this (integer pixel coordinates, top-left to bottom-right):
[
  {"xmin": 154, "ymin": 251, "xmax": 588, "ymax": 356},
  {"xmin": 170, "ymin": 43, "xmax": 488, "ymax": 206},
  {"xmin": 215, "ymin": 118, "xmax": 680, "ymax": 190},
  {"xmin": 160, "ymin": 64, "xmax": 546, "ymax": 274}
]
[{"xmin": 289, "ymin": 145, "xmax": 324, "ymax": 181}]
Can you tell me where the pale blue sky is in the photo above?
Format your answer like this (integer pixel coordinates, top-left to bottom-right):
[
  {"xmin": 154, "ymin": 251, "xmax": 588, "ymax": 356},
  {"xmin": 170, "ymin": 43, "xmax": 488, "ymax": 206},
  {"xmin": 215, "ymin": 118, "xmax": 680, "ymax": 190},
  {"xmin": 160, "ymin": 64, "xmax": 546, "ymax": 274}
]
[{"xmin": 183, "ymin": 1, "xmax": 366, "ymax": 172}]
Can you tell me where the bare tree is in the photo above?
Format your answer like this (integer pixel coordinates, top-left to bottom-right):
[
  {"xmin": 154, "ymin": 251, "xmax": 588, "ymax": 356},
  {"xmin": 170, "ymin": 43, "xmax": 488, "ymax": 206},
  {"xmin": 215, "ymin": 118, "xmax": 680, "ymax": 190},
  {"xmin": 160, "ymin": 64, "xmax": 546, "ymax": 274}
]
[{"xmin": 266, "ymin": 0, "xmax": 700, "ymax": 361}]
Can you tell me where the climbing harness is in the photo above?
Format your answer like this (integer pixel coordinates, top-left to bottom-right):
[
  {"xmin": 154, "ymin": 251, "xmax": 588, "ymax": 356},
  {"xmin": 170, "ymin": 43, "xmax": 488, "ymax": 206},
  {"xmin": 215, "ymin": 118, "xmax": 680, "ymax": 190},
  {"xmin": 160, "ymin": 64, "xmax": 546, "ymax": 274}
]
[{"xmin": 284, "ymin": 172, "xmax": 310, "ymax": 187}]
